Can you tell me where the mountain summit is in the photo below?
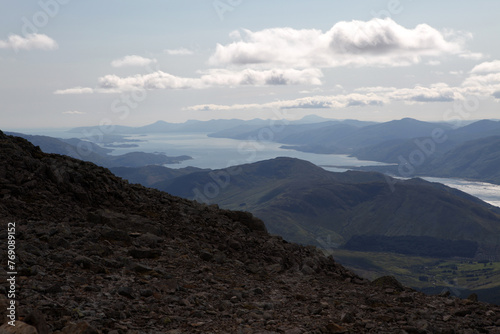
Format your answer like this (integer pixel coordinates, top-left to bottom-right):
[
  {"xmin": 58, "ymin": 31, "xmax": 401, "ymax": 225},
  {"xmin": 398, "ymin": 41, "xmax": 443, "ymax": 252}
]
[{"xmin": 1, "ymin": 131, "xmax": 500, "ymax": 333}]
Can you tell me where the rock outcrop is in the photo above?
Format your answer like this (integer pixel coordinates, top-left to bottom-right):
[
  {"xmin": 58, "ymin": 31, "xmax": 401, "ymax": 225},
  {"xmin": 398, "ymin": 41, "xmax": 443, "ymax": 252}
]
[{"xmin": 1, "ymin": 130, "xmax": 500, "ymax": 333}]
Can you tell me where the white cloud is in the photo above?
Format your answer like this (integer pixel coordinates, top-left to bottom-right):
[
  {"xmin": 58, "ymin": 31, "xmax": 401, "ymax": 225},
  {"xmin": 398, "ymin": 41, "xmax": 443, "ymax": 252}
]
[
  {"xmin": 299, "ymin": 88, "xmax": 324, "ymax": 94},
  {"xmin": 387, "ymin": 83, "xmax": 461, "ymax": 103},
  {"xmin": 111, "ymin": 55, "xmax": 157, "ymax": 68},
  {"xmin": 62, "ymin": 111, "xmax": 86, "ymax": 115},
  {"xmin": 209, "ymin": 18, "xmax": 469, "ymax": 69},
  {"xmin": 98, "ymin": 72, "xmax": 198, "ymax": 90},
  {"xmin": 54, "ymin": 87, "xmax": 94, "ymax": 95},
  {"xmin": 188, "ymin": 93, "xmax": 387, "ymax": 111},
  {"xmin": 165, "ymin": 48, "xmax": 194, "ymax": 56},
  {"xmin": 200, "ymin": 68, "xmax": 322, "ymax": 86},
  {"xmin": 461, "ymin": 60, "xmax": 500, "ymax": 98},
  {"xmin": 55, "ymin": 68, "xmax": 322, "ymax": 94},
  {"xmin": 458, "ymin": 52, "xmax": 484, "ymax": 60},
  {"xmin": 470, "ymin": 60, "xmax": 500, "ymax": 74},
  {"xmin": 0, "ymin": 33, "xmax": 57, "ymax": 51},
  {"xmin": 426, "ymin": 60, "xmax": 441, "ymax": 66}
]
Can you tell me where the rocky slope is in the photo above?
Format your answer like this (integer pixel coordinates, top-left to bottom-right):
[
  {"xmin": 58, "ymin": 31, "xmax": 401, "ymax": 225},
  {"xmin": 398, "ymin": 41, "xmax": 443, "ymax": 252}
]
[{"xmin": 1, "ymin": 130, "xmax": 500, "ymax": 333}]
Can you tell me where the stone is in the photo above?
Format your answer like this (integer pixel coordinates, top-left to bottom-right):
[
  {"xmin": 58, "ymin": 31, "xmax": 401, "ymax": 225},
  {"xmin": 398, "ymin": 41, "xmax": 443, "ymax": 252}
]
[
  {"xmin": 199, "ymin": 251, "xmax": 213, "ymax": 262},
  {"xmin": 117, "ymin": 287, "xmax": 135, "ymax": 299},
  {"xmin": 0, "ymin": 322, "xmax": 37, "ymax": 334},
  {"xmin": 467, "ymin": 293, "xmax": 478, "ymax": 302},
  {"xmin": 139, "ymin": 289, "xmax": 154, "ymax": 297},
  {"xmin": 324, "ymin": 322, "xmax": 347, "ymax": 333},
  {"xmin": 301, "ymin": 265, "xmax": 315, "ymax": 275},
  {"xmin": 24, "ymin": 309, "xmax": 49, "ymax": 334},
  {"xmin": 340, "ymin": 311, "xmax": 356, "ymax": 323},
  {"xmin": 284, "ymin": 328, "xmax": 303, "ymax": 334},
  {"xmin": 130, "ymin": 262, "xmax": 152, "ymax": 273},
  {"xmin": 371, "ymin": 276, "xmax": 404, "ymax": 292},
  {"xmin": 74, "ymin": 256, "xmax": 94, "ymax": 269},
  {"xmin": 59, "ymin": 321, "xmax": 99, "ymax": 334},
  {"xmin": 127, "ymin": 248, "xmax": 161, "ymax": 259}
]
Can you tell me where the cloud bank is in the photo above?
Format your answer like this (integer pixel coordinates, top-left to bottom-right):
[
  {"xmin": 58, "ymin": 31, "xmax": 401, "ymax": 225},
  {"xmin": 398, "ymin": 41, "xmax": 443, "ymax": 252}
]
[
  {"xmin": 58, "ymin": 68, "xmax": 322, "ymax": 94},
  {"xmin": 187, "ymin": 82, "xmax": 469, "ymax": 112}
]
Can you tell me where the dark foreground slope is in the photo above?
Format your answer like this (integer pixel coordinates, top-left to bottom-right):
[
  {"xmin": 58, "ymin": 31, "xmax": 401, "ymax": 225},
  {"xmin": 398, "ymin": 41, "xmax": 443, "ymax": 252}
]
[{"xmin": 1, "ymin": 131, "xmax": 500, "ymax": 333}]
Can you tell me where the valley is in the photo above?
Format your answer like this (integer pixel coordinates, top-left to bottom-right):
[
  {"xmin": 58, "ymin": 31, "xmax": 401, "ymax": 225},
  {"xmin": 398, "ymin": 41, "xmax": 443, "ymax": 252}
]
[{"xmin": 329, "ymin": 249, "xmax": 500, "ymax": 305}]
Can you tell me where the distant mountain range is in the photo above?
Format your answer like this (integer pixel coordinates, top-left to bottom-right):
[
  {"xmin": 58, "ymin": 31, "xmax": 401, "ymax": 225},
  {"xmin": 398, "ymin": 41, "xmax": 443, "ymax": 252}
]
[
  {"xmin": 68, "ymin": 116, "xmax": 349, "ymax": 135},
  {"xmin": 354, "ymin": 119, "xmax": 500, "ymax": 162},
  {"xmin": 5, "ymin": 132, "xmax": 191, "ymax": 168},
  {"xmin": 419, "ymin": 135, "xmax": 500, "ymax": 184},
  {"xmin": 65, "ymin": 116, "xmax": 500, "ymax": 185},
  {"xmin": 208, "ymin": 118, "xmax": 450, "ymax": 153},
  {"xmin": 206, "ymin": 117, "xmax": 500, "ymax": 184}
]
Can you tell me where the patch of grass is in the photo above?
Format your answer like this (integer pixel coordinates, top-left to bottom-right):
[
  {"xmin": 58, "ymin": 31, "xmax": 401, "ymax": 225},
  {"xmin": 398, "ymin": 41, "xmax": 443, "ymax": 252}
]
[{"xmin": 326, "ymin": 248, "xmax": 500, "ymax": 301}]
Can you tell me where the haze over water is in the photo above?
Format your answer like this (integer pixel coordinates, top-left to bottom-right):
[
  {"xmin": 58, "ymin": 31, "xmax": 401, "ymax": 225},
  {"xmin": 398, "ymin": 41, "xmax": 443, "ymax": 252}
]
[
  {"xmin": 42, "ymin": 131, "xmax": 500, "ymax": 209},
  {"xmin": 9, "ymin": 129, "xmax": 500, "ymax": 208}
]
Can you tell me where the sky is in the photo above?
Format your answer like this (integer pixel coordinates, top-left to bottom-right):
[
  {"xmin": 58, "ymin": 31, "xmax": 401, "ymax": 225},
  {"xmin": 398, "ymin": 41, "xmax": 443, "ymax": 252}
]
[{"xmin": 1, "ymin": 0, "xmax": 500, "ymax": 129}]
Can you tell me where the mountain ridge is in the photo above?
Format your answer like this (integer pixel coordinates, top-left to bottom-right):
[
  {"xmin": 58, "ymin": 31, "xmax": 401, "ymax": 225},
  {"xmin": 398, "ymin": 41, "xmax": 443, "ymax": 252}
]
[{"xmin": 159, "ymin": 157, "xmax": 500, "ymax": 256}]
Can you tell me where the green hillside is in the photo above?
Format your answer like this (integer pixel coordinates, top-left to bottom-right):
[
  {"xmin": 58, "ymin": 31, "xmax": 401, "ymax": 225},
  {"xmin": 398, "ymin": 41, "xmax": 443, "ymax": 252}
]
[{"xmin": 161, "ymin": 157, "xmax": 500, "ymax": 256}]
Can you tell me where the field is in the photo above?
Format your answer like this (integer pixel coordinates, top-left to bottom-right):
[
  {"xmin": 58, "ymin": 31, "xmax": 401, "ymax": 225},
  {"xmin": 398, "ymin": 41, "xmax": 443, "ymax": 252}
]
[{"xmin": 326, "ymin": 248, "xmax": 500, "ymax": 304}]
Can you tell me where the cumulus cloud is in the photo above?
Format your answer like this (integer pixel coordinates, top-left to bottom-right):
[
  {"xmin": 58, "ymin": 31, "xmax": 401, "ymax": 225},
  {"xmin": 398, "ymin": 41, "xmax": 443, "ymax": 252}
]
[
  {"xmin": 386, "ymin": 83, "xmax": 461, "ymax": 103},
  {"xmin": 54, "ymin": 68, "xmax": 322, "ymax": 94},
  {"xmin": 54, "ymin": 87, "xmax": 94, "ymax": 95},
  {"xmin": 188, "ymin": 92, "xmax": 388, "ymax": 112},
  {"xmin": 462, "ymin": 60, "xmax": 500, "ymax": 98},
  {"xmin": 0, "ymin": 33, "xmax": 57, "ymax": 51},
  {"xmin": 165, "ymin": 48, "xmax": 194, "ymax": 55},
  {"xmin": 209, "ymin": 18, "xmax": 468, "ymax": 68},
  {"xmin": 62, "ymin": 111, "xmax": 86, "ymax": 115},
  {"xmin": 200, "ymin": 68, "xmax": 322, "ymax": 86},
  {"xmin": 98, "ymin": 72, "xmax": 198, "ymax": 90},
  {"xmin": 111, "ymin": 55, "xmax": 157, "ymax": 68},
  {"xmin": 470, "ymin": 60, "xmax": 500, "ymax": 74}
]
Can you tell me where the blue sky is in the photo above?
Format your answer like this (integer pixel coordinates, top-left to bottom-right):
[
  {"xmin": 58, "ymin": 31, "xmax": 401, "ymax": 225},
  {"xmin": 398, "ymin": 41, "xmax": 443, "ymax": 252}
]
[{"xmin": 1, "ymin": 0, "xmax": 500, "ymax": 129}]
